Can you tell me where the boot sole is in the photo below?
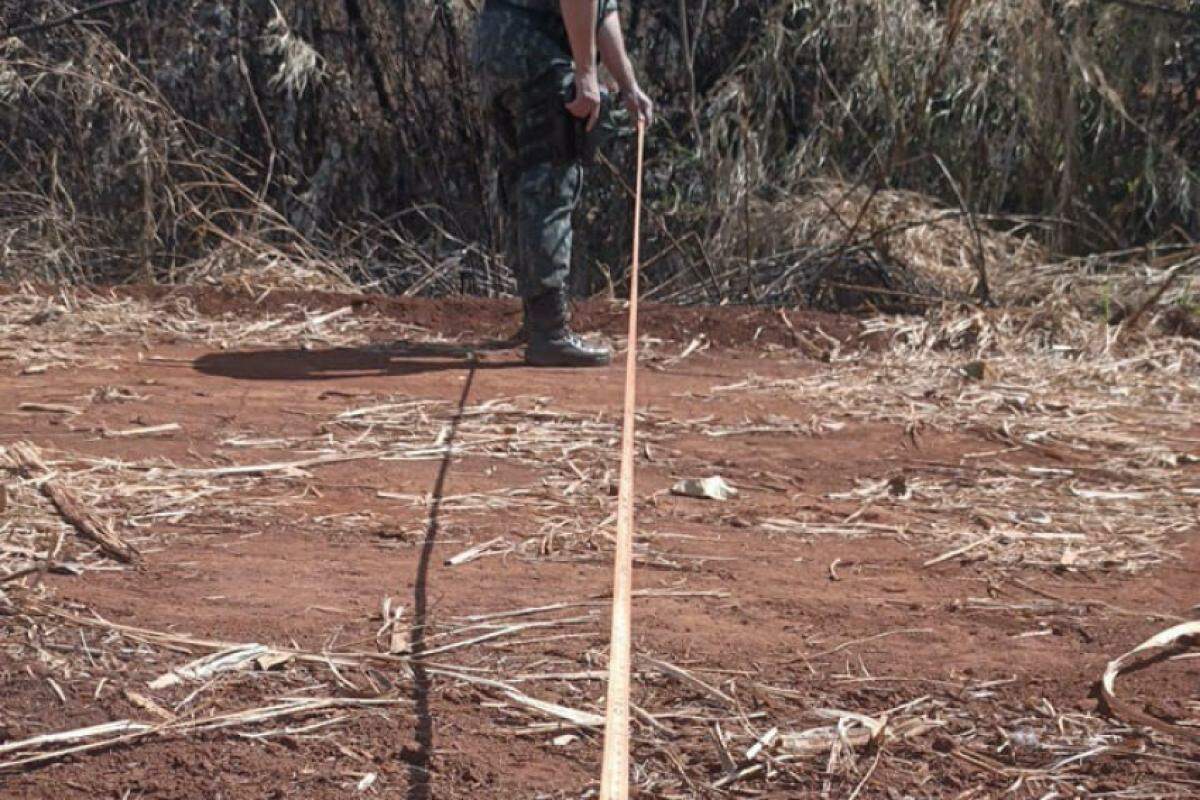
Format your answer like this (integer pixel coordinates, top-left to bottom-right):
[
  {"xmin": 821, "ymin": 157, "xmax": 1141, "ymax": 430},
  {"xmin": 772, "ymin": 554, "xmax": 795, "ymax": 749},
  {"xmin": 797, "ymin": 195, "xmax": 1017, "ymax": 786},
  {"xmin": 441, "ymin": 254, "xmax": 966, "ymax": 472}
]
[
  {"xmin": 525, "ymin": 345, "xmax": 614, "ymax": 369},
  {"xmin": 524, "ymin": 355, "xmax": 612, "ymax": 368}
]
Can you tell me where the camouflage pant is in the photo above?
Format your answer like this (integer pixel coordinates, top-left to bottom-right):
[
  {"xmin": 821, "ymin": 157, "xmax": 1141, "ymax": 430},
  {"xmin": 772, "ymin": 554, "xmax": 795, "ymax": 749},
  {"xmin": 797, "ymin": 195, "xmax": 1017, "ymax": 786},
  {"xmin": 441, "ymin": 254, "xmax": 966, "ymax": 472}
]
[{"xmin": 473, "ymin": 6, "xmax": 583, "ymax": 307}]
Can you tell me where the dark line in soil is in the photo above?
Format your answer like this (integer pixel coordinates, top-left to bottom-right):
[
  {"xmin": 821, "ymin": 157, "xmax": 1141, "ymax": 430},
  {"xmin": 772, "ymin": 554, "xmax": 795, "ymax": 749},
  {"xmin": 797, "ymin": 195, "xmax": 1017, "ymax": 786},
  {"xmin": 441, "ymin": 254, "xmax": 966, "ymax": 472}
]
[{"xmin": 407, "ymin": 361, "xmax": 477, "ymax": 800}]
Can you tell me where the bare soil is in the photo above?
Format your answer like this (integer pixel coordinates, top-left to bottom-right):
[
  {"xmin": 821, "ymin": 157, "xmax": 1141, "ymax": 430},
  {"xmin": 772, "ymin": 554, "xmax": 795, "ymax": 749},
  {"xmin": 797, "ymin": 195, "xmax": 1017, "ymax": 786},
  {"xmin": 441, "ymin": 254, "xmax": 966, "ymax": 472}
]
[{"xmin": 0, "ymin": 288, "xmax": 1196, "ymax": 799}]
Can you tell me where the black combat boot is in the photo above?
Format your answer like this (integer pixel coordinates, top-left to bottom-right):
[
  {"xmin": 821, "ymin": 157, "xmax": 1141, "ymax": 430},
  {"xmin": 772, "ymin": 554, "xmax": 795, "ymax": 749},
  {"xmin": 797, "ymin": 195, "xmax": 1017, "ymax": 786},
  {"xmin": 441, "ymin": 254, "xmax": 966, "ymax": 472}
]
[{"xmin": 525, "ymin": 292, "xmax": 611, "ymax": 368}]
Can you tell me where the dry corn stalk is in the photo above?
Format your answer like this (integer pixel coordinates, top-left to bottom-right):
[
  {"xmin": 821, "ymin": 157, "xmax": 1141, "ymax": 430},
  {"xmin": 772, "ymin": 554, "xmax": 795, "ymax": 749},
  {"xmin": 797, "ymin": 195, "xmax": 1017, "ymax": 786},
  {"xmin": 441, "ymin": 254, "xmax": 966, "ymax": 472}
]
[{"xmin": 6, "ymin": 441, "xmax": 139, "ymax": 564}]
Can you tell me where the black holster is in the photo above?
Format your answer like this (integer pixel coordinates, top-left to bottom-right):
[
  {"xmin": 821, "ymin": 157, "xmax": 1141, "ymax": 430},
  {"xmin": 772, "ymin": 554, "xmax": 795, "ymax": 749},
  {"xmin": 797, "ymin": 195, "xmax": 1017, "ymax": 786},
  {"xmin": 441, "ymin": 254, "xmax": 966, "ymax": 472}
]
[{"xmin": 558, "ymin": 81, "xmax": 615, "ymax": 165}]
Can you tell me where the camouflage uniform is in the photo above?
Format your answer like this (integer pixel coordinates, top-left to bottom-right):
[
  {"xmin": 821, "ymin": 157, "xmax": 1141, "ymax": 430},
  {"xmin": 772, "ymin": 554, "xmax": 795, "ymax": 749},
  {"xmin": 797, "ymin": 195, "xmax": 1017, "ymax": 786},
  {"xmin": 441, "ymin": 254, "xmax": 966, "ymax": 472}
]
[{"xmin": 471, "ymin": 0, "xmax": 618, "ymax": 328}]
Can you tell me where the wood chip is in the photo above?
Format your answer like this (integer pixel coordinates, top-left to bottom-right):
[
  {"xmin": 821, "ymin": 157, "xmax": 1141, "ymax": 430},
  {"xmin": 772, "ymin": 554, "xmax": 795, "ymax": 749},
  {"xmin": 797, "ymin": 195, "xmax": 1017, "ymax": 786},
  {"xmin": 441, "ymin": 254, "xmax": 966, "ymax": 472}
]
[
  {"xmin": 19, "ymin": 402, "xmax": 82, "ymax": 415},
  {"xmin": 124, "ymin": 690, "xmax": 176, "ymax": 723},
  {"xmin": 444, "ymin": 536, "xmax": 509, "ymax": 567},
  {"xmin": 745, "ymin": 726, "xmax": 779, "ymax": 760},
  {"xmin": 103, "ymin": 423, "xmax": 182, "ymax": 438}
]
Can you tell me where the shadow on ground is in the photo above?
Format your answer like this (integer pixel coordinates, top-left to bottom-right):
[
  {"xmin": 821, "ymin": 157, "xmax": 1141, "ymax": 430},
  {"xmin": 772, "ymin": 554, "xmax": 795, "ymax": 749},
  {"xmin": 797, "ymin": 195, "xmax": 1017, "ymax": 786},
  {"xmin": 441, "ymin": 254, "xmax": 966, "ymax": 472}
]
[
  {"xmin": 193, "ymin": 340, "xmax": 526, "ymax": 381},
  {"xmin": 404, "ymin": 361, "xmax": 477, "ymax": 799}
]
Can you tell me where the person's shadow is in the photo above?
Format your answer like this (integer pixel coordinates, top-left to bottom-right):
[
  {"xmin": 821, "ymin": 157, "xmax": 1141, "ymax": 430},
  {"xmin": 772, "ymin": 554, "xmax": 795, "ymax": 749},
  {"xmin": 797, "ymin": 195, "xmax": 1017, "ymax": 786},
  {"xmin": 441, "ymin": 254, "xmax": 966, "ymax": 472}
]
[
  {"xmin": 192, "ymin": 339, "xmax": 525, "ymax": 381},
  {"xmin": 404, "ymin": 360, "xmax": 476, "ymax": 800},
  {"xmin": 192, "ymin": 342, "xmax": 493, "ymax": 797}
]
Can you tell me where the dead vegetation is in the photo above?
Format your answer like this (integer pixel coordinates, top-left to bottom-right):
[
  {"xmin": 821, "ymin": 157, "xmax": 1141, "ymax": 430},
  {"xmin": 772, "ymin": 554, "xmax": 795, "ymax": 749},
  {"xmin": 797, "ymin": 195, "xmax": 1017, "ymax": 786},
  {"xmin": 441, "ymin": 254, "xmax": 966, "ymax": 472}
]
[
  {"xmin": 2, "ymin": 1, "xmax": 1198, "ymax": 314},
  {"xmin": 0, "ymin": 286, "xmax": 1196, "ymax": 796},
  {"xmin": 712, "ymin": 304, "xmax": 1200, "ymax": 573},
  {"xmin": 1, "ymin": 1, "xmax": 1198, "ymax": 794}
]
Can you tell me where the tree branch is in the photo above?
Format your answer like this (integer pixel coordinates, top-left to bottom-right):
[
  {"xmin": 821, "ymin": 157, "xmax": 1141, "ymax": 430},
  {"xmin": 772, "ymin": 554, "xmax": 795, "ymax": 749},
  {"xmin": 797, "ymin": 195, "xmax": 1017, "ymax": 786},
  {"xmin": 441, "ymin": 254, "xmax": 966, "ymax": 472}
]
[
  {"xmin": 4, "ymin": 0, "xmax": 145, "ymax": 38},
  {"xmin": 1103, "ymin": 0, "xmax": 1196, "ymax": 22}
]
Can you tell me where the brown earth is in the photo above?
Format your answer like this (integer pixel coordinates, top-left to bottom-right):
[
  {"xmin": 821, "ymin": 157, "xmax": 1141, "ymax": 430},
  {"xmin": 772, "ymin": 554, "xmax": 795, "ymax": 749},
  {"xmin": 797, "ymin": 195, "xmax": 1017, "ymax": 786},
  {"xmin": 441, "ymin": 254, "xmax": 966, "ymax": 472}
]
[
  {"xmin": 3, "ymin": 284, "xmax": 860, "ymax": 350},
  {"xmin": 0, "ymin": 290, "xmax": 1196, "ymax": 799}
]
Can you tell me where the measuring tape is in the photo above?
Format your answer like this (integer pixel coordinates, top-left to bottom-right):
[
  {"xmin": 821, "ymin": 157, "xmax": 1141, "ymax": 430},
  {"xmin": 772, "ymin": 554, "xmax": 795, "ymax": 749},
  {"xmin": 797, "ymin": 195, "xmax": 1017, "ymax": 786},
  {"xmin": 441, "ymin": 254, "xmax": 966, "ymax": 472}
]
[{"xmin": 598, "ymin": 120, "xmax": 646, "ymax": 800}]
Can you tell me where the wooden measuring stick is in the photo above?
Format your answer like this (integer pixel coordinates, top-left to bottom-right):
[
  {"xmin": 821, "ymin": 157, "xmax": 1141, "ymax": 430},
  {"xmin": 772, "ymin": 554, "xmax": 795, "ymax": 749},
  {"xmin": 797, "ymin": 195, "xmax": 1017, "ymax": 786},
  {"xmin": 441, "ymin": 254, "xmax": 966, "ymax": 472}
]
[{"xmin": 598, "ymin": 120, "xmax": 646, "ymax": 800}]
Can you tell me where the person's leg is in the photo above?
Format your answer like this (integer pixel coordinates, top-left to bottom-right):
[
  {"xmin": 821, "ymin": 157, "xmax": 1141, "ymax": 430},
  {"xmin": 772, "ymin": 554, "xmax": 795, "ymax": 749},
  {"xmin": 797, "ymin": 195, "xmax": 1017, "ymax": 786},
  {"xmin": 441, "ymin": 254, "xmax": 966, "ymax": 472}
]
[
  {"xmin": 517, "ymin": 159, "xmax": 580, "ymax": 308},
  {"xmin": 472, "ymin": 5, "xmax": 539, "ymax": 343},
  {"xmin": 512, "ymin": 67, "xmax": 611, "ymax": 367},
  {"xmin": 493, "ymin": 96, "xmax": 532, "ymax": 342}
]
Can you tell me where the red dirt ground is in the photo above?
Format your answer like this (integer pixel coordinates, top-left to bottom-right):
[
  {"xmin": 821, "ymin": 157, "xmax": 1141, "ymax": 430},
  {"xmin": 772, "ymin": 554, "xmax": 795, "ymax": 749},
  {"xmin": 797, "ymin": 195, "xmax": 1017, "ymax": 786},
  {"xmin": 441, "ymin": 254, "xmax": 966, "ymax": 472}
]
[{"xmin": 0, "ymin": 289, "xmax": 1196, "ymax": 799}]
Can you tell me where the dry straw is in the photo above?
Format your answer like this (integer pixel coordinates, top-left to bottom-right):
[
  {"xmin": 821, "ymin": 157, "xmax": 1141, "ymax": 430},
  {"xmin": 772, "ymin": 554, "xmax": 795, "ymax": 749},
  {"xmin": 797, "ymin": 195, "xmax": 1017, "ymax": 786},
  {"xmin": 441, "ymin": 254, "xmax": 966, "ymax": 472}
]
[{"xmin": 1, "ymin": 286, "xmax": 1197, "ymax": 795}]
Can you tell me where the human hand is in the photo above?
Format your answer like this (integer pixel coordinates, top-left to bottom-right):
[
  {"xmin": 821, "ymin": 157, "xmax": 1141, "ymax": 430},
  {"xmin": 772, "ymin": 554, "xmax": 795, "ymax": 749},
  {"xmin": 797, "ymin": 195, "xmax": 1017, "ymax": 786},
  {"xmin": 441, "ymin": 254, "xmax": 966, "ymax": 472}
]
[
  {"xmin": 566, "ymin": 68, "xmax": 602, "ymax": 131},
  {"xmin": 622, "ymin": 85, "xmax": 654, "ymax": 127}
]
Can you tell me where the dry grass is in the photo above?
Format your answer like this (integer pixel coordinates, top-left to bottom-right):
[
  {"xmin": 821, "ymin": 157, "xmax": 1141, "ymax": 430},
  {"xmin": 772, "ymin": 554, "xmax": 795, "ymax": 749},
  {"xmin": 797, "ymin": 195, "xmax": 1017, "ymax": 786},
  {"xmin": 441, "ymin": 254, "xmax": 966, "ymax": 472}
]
[
  {"xmin": 1, "ymin": 286, "xmax": 1196, "ymax": 795},
  {"xmin": 696, "ymin": 180, "xmax": 1048, "ymax": 307},
  {"xmin": 6, "ymin": 1, "xmax": 1198, "ymax": 308},
  {"xmin": 0, "ymin": 286, "xmax": 412, "ymax": 367},
  {"xmin": 711, "ymin": 305, "xmax": 1200, "ymax": 573},
  {"xmin": 3, "ymin": 585, "xmax": 1191, "ymax": 795}
]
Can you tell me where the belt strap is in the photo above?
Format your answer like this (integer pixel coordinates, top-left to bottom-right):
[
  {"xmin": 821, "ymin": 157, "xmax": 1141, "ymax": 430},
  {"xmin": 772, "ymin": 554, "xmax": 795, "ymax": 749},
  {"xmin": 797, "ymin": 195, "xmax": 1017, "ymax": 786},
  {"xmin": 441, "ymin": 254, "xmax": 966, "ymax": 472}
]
[
  {"xmin": 489, "ymin": 0, "xmax": 558, "ymax": 12},
  {"xmin": 484, "ymin": 0, "xmax": 560, "ymax": 23},
  {"xmin": 485, "ymin": 0, "xmax": 596, "ymax": 40}
]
